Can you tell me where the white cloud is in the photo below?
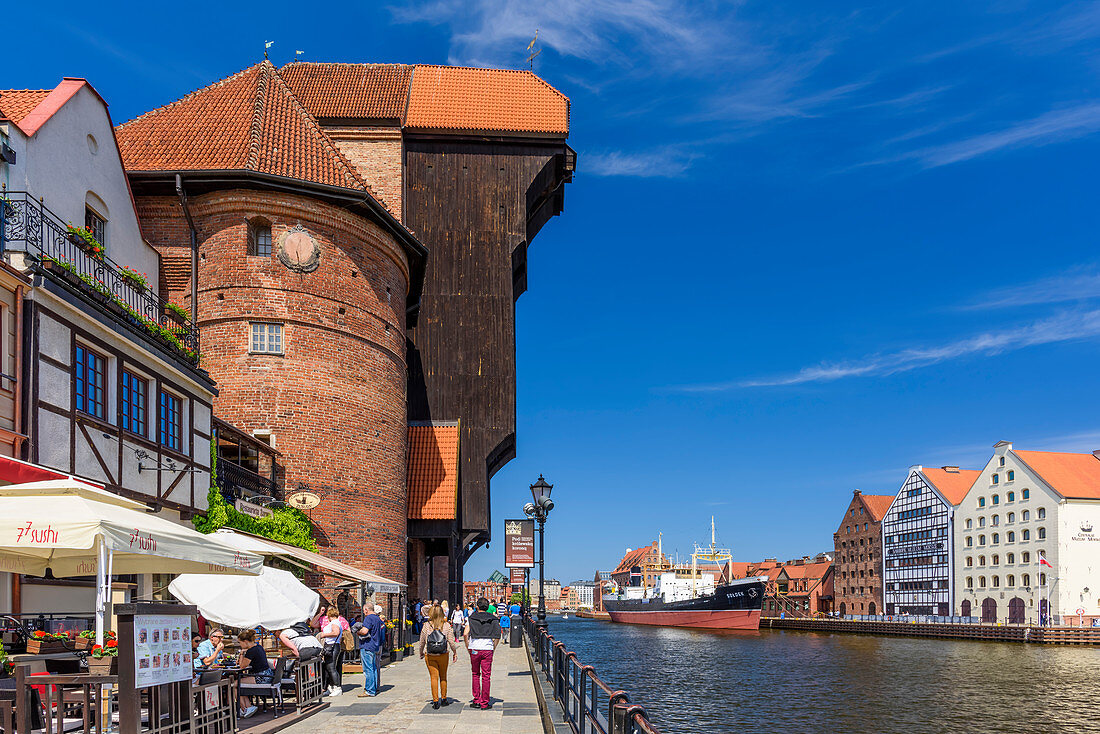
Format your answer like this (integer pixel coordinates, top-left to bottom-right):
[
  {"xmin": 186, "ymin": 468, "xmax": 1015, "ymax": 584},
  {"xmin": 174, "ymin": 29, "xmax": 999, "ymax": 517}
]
[
  {"xmin": 585, "ymin": 147, "xmax": 700, "ymax": 177},
  {"xmin": 964, "ymin": 267, "xmax": 1100, "ymax": 310},
  {"xmin": 670, "ymin": 309, "xmax": 1100, "ymax": 391}
]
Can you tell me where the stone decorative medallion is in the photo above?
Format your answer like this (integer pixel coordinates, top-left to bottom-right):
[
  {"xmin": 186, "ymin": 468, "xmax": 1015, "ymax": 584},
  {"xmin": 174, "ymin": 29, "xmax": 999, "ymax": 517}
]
[{"xmin": 276, "ymin": 224, "xmax": 321, "ymax": 273}]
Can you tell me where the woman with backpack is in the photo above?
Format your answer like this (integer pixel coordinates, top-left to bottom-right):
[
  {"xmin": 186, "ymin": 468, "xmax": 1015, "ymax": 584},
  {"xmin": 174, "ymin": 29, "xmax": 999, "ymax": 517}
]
[
  {"xmin": 418, "ymin": 604, "xmax": 458, "ymax": 709},
  {"xmin": 318, "ymin": 606, "xmax": 344, "ymax": 696}
]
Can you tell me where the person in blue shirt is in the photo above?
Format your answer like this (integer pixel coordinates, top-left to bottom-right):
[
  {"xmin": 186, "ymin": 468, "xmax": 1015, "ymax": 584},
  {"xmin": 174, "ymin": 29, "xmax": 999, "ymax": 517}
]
[
  {"xmin": 509, "ymin": 601, "xmax": 521, "ymax": 617},
  {"xmin": 194, "ymin": 629, "xmax": 224, "ymax": 669},
  {"xmin": 499, "ymin": 609, "xmax": 510, "ymax": 641},
  {"xmin": 356, "ymin": 605, "xmax": 383, "ymax": 697}
]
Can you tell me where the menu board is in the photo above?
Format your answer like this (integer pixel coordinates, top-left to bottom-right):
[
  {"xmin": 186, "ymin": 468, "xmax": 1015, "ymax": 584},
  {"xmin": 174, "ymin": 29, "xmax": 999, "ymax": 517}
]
[{"xmin": 134, "ymin": 614, "xmax": 192, "ymax": 688}]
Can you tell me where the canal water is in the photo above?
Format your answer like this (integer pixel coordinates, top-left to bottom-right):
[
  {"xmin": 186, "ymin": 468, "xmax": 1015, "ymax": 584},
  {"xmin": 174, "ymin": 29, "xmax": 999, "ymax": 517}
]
[{"xmin": 545, "ymin": 616, "xmax": 1100, "ymax": 733}]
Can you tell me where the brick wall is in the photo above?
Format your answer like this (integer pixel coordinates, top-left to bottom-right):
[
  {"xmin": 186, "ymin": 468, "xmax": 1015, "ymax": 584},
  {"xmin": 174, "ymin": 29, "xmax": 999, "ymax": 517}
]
[
  {"xmin": 324, "ymin": 126, "xmax": 404, "ymax": 222},
  {"xmin": 834, "ymin": 492, "xmax": 885, "ymax": 615},
  {"xmin": 135, "ymin": 188, "xmax": 411, "ymax": 588}
]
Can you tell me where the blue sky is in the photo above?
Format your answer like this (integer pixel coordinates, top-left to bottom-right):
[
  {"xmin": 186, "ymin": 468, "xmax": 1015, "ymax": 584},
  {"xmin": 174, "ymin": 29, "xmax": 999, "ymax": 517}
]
[{"xmin": 8, "ymin": 1, "xmax": 1100, "ymax": 584}]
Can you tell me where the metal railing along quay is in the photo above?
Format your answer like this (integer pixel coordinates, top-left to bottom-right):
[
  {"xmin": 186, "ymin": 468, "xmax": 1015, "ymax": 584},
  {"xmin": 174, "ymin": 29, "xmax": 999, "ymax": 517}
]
[{"xmin": 524, "ymin": 617, "xmax": 661, "ymax": 734}]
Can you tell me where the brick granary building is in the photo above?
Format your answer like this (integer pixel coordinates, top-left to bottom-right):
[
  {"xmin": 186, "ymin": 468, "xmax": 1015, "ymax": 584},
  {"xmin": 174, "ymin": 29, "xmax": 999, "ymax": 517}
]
[
  {"xmin": 115, "ymin": 60, "xmax": 574, "ymax": 601},
  {"xmin": 833, "ymin": 490, "xmax": 894, "ymax": 616}
]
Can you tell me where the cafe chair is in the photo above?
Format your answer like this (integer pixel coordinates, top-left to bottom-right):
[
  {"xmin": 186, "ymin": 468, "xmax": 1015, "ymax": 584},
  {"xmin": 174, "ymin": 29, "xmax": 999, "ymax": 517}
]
[{"xmin": 238, "ymin": 657, "xmax": 287, "ymax": 718}]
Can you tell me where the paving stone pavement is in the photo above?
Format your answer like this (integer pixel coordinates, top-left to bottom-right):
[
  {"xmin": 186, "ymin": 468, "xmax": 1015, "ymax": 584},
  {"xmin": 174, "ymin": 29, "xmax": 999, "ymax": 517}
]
[{"xmin": 279, "ymin": 642, "xmax": 544, "ymax": 734}]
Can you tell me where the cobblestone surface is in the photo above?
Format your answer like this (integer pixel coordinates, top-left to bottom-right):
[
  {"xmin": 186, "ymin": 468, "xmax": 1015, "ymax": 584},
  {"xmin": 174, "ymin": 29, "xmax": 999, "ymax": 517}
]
[{"xmin": 279, "ymin": 642, "xmax": 542, "ymax": 734}]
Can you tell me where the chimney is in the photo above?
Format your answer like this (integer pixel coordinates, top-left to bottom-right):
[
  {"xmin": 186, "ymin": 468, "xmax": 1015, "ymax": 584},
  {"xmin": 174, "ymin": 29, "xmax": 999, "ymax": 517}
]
[{"xmin": 943, "ymin": 466, "xmax": 960, "ymax": 473}]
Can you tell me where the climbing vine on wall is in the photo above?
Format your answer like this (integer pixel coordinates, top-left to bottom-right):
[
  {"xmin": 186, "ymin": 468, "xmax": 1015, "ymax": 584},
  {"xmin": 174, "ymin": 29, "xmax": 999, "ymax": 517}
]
[{"xmin": 193, "ymin": 440, "xmax": 317, "ymax": 551}]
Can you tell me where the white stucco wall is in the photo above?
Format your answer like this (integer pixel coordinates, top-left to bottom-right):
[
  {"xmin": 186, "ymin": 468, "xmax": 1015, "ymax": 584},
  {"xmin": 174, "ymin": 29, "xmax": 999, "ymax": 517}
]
[
  {"xmin": 954, "ymin": 443, "xmax": 1062, "ymax": 620},
  {"xmin": 1055, "ymin": 501, "xmax": 1100, "ymax": 619},
  {"xmin": 2, "ymin": 85, "xmax": 158, "ymax": 292}
]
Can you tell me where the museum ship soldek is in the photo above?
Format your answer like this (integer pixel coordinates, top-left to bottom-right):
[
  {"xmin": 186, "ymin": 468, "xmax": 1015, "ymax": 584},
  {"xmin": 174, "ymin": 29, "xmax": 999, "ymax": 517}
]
[{"xmin": 602, "ymin": 520, "xmax": 767, "ymax": 630}]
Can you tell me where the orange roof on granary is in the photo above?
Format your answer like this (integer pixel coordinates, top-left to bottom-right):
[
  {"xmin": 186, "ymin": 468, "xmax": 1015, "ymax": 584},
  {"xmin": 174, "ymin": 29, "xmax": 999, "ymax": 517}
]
[
  {"xmin": 0, "ymin": 89, "xmax": 51, "ymax": 126},
  {"xmin": 279, "ymin": 63, "xmax": 413, "ymax": 121},
  {"xmin": 1013, "ymin": 450, "xmax": 1100, "ymax": 500},
  {"xmin": 407, "ymin": 65, "xmax": 569, "ymax": 135},
  {"xmin": 406, "ymin": 422, "xmax": 460, "ymax": 520},
  {"xmin": 921, "ymin": 467, "xmax": 981, "ymax": 506},
  {"xmin": 115, "ymin": 62, "xmax": 397, "ymax": 212},
  {"xmin": 861, "ymin": 494, "xmax": 895, "ymax": 522},
  {"xmin": 612, "ymin": 542, "xmax": 660, "ymax": 575}
]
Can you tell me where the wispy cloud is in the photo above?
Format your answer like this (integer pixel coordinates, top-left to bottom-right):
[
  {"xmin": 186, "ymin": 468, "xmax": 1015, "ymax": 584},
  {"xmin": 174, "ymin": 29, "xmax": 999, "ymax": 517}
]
[
  {"xmin": 670, "ymin": 309, "xmax": 1100, "ymax": 392},
  {"xmin": 861, "ymin": 102, "xmax": 1100, "ymax": 170},
  {"xmin": 963, "ymin": 266, "xmax": 1100, "ymax": 310},
  {"xmin": 390, "ymin": 0, "xmax": 736, "ymax": 70},
  {"xmin": 585, "ymin": 147, "xmax": 700, "ymax": 177}
]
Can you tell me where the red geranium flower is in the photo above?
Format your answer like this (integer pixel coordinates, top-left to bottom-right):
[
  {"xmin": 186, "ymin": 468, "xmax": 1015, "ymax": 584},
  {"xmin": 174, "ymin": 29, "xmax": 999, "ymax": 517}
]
[
  {"xmin": 91, "ymin": 644, "xmax": 103, "ymax": 652},
  {"xmin": 32, "ymin": 631, "xmax": 46, "ymax": 639},
  {"xmin": 106, "ymin": 640, "xmax": 118, "ymax": 648}
]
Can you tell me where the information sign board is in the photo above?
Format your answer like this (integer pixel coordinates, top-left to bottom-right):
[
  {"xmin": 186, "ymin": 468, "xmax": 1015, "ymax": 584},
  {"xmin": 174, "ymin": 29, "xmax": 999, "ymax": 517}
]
[
  {"xmin": 504, "ymin": 519, "xmax": 535, "ymax": 568},
  {"xmin": 133, "ymin": 614, "xmax": 192, "ymax": 688}
]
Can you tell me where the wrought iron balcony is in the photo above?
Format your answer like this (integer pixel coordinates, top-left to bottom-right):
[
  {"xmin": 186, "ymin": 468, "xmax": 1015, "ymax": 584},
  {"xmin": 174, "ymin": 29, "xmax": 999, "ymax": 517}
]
[
  {"xmin": 217, "ymin": 459, "xmax": 280, "ymax": 504},
  {"xmin": 0, "ymin": 191, "xmax": 199, "ymax": 363}
]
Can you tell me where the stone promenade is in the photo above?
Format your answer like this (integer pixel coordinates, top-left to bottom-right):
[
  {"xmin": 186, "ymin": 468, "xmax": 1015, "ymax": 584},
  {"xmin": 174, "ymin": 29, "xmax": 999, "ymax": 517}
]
[{"xmin": 279, "ymin": 642, "xmax": 544, "ymax": 734}]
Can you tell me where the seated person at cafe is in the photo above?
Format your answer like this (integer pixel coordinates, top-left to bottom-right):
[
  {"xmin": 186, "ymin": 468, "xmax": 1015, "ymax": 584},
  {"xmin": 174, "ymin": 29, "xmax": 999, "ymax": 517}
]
[
  {"xmin": 194, "ymin": 629, "xmax": 225, "ymax": 669},
  {"xmin": 278, "ymin": 621, "xmax": 323, "ymax": 661},
  {"xmin": 235, "ymin": 629, "xmax": 270, "ymax": 719}
]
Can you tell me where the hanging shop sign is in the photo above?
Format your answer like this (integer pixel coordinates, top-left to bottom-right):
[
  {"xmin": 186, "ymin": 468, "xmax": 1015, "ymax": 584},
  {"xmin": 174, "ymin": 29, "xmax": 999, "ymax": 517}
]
[
  {"xmin": 510, "ymin": 568, "xmax": 525, "ymax": 586},
  {"xmin": 286, "ymin": 491, "xmax": 321, "ymax": 510},
  {"xmin": 504, "ymin": 519, "xmax": 535, "ymax": 568},
  {"xmin": 234, "ymin": 499, "xmax": 273, "ymax": 519}
]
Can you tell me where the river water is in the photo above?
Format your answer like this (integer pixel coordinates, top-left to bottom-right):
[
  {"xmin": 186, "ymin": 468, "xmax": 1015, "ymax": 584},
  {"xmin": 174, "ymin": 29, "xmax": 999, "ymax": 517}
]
[{"xmin": 544, "ymin": 616, "xmax": 1100, "ymax": 733}]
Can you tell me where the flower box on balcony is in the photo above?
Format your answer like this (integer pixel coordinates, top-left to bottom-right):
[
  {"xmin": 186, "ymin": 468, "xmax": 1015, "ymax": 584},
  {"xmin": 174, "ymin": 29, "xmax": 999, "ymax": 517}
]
[
  {"xmin": 40, "ymin": 258, "xmax": 84, "ymax": 288},
  {"xmin": 65, "ymin": 226, "xmax": 105, "ymax": 260},
  {"xmin": 119, "ymin": 266, "xmax": 148, "ymax": 293},
  {"xmin": 164, "ymin": 302, "xmax": 189, "ymax": 325}
]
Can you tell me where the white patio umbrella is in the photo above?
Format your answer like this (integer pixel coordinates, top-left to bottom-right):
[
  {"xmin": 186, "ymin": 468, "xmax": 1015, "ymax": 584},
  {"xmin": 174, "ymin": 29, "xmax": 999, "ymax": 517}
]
[
  {"xmin": 0, "ymin": 480, "xmax": 264, "ymax": 643},
  {"xmin": 168, "ymin": 566, "xmax": 320, "ymax": 630}
]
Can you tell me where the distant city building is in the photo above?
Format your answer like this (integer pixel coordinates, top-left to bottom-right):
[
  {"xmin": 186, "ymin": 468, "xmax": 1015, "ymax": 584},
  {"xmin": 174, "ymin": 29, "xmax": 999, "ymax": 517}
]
[
  {"xmin": 834, "ymin": 490, "xmax": 894, "ymax": 616},
  {"xmin": 954, "ymin": 442, "xmax": 1100, "ymax": 625},
  {"xmin": 571, "ymin": 580, "xmax": 596, "ymax": 609},
  {"xmin": 463, "ymin": 579, "xmax": 508, "ymax": 605},
  {"xmin": 528, "ymin": 577, "xmax": 561, "ymax": 610},
  {"xmin": 882, "ymin": 466, "xmax": 979, "ymax": 616}
]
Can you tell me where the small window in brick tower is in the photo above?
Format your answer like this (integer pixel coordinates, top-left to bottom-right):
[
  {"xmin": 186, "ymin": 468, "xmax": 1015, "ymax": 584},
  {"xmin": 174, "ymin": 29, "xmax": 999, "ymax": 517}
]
[
  {"xmin": 247, "ymin": 217, "xmax": 272, "ymax": 256},
  {"xmin": 251, "ymin": 322, "xmax": 283, "ymax": 354}
]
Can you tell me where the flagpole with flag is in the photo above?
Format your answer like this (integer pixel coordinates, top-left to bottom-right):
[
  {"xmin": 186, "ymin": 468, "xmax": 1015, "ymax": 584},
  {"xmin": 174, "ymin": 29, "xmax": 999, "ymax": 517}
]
[
  {"xmin": 1040, "ymin": 551, "xmax": 1054, "ymax": 626},
  {"xmin": 264, "ymin": 40, "xmax": 274, "ymax": 59}
]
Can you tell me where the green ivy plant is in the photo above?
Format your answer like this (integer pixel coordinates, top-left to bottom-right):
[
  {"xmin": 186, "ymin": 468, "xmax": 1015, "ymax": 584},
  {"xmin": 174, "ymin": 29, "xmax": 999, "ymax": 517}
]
[{"xmin": 193, "ymin": 440, "xmax": 317, "ymax": 552}]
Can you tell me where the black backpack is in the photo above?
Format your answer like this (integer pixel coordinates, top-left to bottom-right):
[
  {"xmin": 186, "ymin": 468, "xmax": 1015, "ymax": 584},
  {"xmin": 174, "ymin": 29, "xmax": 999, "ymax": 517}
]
[{"xmin": 426, "ymin": 627, "xmax": 448, "ymax": 655}]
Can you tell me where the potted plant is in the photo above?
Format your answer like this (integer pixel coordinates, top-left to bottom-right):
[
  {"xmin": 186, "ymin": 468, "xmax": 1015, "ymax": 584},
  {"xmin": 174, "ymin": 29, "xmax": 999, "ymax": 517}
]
[
  {"xmin": 164, "ymin": 301, "xmax": 189, "ymax": 325},
  {"xmin": 26, "ymin": 630, "xmax": 69, "ymax": 654},
  {"xmin": 75, "ymin": 629, "xmax": 113, "ymax": 650},
  {"xmin": 0, "ymin": 645, "xmax": 12, "ymax": 678},
  {"xmin": 87, "ymin": 639, "xmax": 119, "ymax": 674},
  {"xmin": 65, "ymin": 224, "xmax": 105, "ymax": 260},
  {"xmin": 119, "ymin": 265, "xmax": 148, "ymax": 292}
]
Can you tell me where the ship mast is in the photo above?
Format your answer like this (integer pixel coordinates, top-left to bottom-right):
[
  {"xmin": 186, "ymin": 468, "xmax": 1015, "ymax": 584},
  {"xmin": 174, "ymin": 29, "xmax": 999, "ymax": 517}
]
[{"xmin": 691, "ymin": 515, "xmax": 733, "ymax": 598}]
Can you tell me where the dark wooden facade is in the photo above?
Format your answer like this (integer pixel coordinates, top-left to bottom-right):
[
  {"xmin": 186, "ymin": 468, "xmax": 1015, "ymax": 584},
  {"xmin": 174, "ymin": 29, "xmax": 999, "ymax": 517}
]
[{"xmin": 405, "ymin": 137, "xmax": 574, "ymax": 559}]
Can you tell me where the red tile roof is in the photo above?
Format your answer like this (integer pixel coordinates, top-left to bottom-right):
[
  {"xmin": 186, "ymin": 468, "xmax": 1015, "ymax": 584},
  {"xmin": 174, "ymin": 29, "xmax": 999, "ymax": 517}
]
[
  {"xmin": 0, "ymin": 89, "xmax": 50, "ymax": 126},
  {"xmin": 1013, "ymin": 450, "xmax": 1100, "ymax": 500},
  {"xmin": 279, "ymin": 63, "xmax": 412, "ymax": 121},
  {"xmin": 779, "ymin": 561, "xmax": 832, "ymax": 581},
  {"xmin": 861, "ymin": 494, "xmax": 895, "ymax": 522},
  {"xmin": 407, "ymin": 65, "xmax": 569, "ymax": 135},
  {"xmin": 612, "ymin": 542, "xmax": 661, "ymax": 575},
  {"xmin": 115, "ymin": 62, "xmax": 398, "ymax": 212},
  {"xmin": 406, "ymin": 423, "xmax": 459, "ymax": 520},
  {"xmin": 921, "ymin": 467, "xmax": 981, "ymax": 506}
]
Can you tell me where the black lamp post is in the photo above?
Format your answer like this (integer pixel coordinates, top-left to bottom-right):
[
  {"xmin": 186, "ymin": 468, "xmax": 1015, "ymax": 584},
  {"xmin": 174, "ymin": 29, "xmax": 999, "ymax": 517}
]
[{"xmin": 524, "ymin": 475, "xmax": 554, "ymax": 629}]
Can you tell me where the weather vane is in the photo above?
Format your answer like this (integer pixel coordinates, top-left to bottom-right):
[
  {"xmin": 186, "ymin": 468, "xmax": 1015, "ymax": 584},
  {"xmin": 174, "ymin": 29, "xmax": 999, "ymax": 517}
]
[
  {"xmin": 526, "ymin": 30, "xmax": 541, "ymax": 70},
  {"xmin": 264, "ymin": 40, "xmax": 274, "ymax": 60},
  {"xmin": 295, "ymin": 50, "xmax": 304, "ymax": 61}
]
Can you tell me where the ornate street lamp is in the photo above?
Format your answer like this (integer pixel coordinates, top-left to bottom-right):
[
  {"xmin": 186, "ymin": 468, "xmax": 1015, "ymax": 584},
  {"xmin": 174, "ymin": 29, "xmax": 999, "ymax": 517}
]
[{"xmin": 525, "ymin": 475, "xmax": 554, "ymax": 629}]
